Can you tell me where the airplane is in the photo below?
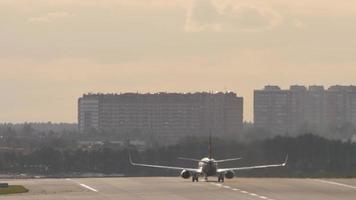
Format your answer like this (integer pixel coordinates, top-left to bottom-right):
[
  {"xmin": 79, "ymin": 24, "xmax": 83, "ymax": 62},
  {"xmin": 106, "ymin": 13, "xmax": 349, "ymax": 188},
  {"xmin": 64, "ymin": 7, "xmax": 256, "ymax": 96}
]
[{"xmin": 129, "ymin": 136, "xmax": 288, "ymax": 182}]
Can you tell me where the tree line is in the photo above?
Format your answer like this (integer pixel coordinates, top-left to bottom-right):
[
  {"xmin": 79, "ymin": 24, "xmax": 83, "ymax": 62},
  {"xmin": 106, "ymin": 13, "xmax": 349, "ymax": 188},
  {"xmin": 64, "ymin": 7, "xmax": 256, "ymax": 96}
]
[{"xmin": 0, "ymin": 134, "xmax": 356, "ymax": 178}]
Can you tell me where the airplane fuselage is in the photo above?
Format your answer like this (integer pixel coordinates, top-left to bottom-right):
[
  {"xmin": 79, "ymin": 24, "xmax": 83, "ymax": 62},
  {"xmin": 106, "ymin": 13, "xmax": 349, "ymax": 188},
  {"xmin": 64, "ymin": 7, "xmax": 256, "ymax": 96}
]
[{"xmin": 199, "ymin": 158, "xmax": 218, "ymax": 177}]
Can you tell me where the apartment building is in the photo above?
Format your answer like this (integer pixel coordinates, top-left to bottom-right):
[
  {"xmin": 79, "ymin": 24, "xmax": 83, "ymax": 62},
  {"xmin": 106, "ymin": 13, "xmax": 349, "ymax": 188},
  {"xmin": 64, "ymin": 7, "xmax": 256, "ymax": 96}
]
[
  {"xmin": 78, "ymin": 92, "xmax": 243, "ymax": 138},
  {"xmin": 254, "ymin": 85, "xmax": 356, "ymax": 135}
]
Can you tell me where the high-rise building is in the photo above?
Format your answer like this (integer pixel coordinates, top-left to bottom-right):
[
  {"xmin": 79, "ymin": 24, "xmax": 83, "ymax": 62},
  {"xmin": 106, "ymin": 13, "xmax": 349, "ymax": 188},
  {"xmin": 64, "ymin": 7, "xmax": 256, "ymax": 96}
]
[
  {"xmin": 289, "ymin": 85, "xmax": 307, "ymax": 131},
  {"xmin": 326, "ymin": 86, "xmax": 356, "ymax": 126},
  {"xmin": 305, "ymin": 86, "xmax": 326, "ymax": 131},
  {"xmin": 254, "ymin": 86, "xmax": 290, "ymax": 134},
  {"xmin": 254, "ymin": 85, "xmax": 356, "ymax": 135},
  {"xmin": 78, "ymin": 92, "xmax": 243, "ymax": 138}
]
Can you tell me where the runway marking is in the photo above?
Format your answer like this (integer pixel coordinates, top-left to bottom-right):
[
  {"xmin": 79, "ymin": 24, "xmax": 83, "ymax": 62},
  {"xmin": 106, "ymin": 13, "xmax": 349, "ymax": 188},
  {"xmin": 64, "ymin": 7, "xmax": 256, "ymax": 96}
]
[
  {"xmin": 314, "ymin": 179, "xmax": 356, "ymax": 190},
  {"xmin": 210, "ymin": 182, "xmax": 275, "ymax": 200},
  {"xmin": 66, "ymin": 178, "xmax": 98, "ymax": 192},
  {"xmin": 212, "ymin": 183, "xmax": 223, "ymax": 187},
  {"xmin": 79, "ymin": 183, "xmax": 98, "ymax": 192}
]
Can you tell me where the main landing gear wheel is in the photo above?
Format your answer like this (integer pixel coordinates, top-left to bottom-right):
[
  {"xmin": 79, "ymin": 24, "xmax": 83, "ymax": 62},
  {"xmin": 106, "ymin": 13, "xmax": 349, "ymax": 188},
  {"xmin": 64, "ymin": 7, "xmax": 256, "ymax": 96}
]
[
  {"xmin": 218, "ymin": 176, "xmax": 224, "ymax": 183},
  {"xmin": 192, "ymin": 175, "xmax": 199, "ymax": 182}
]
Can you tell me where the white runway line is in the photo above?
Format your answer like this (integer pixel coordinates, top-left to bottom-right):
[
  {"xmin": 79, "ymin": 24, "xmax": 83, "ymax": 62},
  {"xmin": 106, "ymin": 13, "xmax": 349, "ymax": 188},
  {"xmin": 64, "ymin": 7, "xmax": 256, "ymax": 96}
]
[
  {"xmin": 211, "ymin": 182, "xmax": 275, "ymax": 200},
  {"xmin": 79, "ymin": 183, "xmax": 99, "ymax": 192},
  {"xmin": 314, "ymin": 179, "xmax": 356, "ymax": 190},
  {"xmin": 66, "ymin": 178, "xmax": 99, "ymax": 192},
  {"xmin": 214, "ymin": 183, "xmax": 223, "ymax": 187}
]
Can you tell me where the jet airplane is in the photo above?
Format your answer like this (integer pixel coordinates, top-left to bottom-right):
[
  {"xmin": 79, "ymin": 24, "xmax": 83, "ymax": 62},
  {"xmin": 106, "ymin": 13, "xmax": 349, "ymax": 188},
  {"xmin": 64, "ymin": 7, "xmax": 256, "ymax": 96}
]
[{"xmin": 129, "ymin": 136, "xmax": 288, "ymax": 182}]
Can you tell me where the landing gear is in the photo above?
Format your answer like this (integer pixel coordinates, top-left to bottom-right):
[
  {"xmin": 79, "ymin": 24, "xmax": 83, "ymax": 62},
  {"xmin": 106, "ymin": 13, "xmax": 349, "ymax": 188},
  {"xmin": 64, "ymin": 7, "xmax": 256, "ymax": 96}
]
[
  {"xmin": 218, "ymin": 175, "xmax": 224, "ymax": 183},
  {"xmin": 192, "ymin": 175, "xmax": 199, "ymax": 182}
]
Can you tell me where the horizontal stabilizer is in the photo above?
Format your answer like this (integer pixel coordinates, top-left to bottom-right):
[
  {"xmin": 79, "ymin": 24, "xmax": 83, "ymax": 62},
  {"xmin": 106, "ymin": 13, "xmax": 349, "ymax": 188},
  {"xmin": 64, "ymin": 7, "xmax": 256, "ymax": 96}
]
[
  {"xmin": 178, "ymin": 157, "xmax": 201, "ymax": 162},
  {"xmin": 215, "ymin": 157, "xmax": 243, "ymax": 163}
]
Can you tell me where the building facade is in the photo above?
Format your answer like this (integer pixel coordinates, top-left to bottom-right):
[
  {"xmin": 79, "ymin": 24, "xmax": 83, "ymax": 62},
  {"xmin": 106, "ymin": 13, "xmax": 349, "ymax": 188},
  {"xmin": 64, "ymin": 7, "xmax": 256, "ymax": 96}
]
[
  {"xmin": 254, "ymin": 85, "xmax": 356, "ymax": 135},
  {"xmin": 78, "ymin": 92, "xmax": 243, "ymax": 138}
]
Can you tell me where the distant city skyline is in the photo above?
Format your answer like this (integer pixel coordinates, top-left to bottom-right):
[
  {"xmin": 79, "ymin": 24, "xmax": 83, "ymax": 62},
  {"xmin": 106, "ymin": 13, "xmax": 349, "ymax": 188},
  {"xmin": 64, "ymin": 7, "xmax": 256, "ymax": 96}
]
[
  {"xmin": 78, "ymin": 92, "xmax": 243, "ymax": 139},
  {"xmin": 254, "ymin": 85, "xmax": 356, "ymax": 136},
  {"xmin": 2, "ymin": 1, "xmax": 356, "ymax": 122},
  {"xmin": 3, "ymin": 85, "xmax": 356, "ymax": 124}
]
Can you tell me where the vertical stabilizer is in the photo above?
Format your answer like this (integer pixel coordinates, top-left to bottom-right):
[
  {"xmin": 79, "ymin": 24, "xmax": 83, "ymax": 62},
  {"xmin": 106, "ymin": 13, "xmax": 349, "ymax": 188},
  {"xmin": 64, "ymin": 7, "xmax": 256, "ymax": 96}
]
[{"xmin": 208, "ymin": 132, "xmax": 212, "ymax": 159}]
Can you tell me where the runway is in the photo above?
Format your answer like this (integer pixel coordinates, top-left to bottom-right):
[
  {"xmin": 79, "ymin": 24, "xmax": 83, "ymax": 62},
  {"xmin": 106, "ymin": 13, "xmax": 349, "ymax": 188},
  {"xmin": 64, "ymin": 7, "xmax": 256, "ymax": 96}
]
[{"xmin": 2, "ymin": 177, "xmax": 356, "ymax": 200}]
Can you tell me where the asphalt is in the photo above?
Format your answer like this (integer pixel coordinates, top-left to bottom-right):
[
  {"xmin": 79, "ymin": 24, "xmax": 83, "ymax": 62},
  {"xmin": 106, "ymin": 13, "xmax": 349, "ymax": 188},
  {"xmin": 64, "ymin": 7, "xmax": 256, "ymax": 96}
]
[{"xmin": 2, "ymin": 177, "xmax": 356, "ymax": 200}]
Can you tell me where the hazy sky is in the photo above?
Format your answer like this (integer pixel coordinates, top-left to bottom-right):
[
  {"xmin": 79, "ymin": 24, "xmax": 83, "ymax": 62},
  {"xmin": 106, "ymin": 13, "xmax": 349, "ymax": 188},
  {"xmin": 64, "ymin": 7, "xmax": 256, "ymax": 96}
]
[{"xmin": 1, "ymin": 0, "xmax": 356, "ymax": 123}]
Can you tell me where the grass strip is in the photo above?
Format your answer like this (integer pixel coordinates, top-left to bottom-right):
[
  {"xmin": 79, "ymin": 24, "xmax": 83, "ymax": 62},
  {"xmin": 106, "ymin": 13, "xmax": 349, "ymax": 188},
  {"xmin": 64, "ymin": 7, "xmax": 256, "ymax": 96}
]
[{"xmin": 0, "ymin": 185, "xmax": 29, "ymax": 195}]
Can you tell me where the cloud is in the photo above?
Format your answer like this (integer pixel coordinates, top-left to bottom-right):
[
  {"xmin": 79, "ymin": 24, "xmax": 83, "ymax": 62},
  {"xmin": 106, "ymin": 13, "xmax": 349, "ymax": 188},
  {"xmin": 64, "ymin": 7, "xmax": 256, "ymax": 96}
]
[
  {"xmin": 185, "ymin": 0, "xmax": 283, "ymax": 32},
  {"xmin": 28, "ymin": 11, "xmax": 73, "ymax": 23}
]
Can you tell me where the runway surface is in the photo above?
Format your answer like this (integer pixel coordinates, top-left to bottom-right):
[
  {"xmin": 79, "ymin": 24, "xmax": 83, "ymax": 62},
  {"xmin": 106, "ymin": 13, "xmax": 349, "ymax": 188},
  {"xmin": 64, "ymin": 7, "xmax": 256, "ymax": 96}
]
[{"xmin": 2, "ymin": 177, "xmax": 356, "ymax": 200}]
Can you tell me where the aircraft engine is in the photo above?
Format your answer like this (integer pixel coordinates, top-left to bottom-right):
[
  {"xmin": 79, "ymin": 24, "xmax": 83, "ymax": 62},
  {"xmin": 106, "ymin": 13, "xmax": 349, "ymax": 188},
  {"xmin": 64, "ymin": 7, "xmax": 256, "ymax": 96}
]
[
  {"xmin": 224, "ymin": 171, "xmax": 234, "ymax": 179},
  {"xmin": 180, "ymin": 170, "xmax": 191, "ymax": 179}
]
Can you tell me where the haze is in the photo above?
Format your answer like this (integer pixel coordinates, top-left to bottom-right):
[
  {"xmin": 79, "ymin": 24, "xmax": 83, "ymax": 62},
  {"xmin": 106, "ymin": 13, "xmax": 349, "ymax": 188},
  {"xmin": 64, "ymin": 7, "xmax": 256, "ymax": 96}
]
[{"xmin": 1, "ymin": 0, "xmax": 356, "ymax": 122}]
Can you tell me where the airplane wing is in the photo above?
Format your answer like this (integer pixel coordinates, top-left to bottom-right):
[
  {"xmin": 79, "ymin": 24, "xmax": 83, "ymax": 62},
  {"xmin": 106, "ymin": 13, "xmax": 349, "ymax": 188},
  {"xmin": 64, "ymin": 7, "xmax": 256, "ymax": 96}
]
[
  {"xmin": 217, "ymin": 155, "xmax": 288, "ymax": 173},
  {"xmin": 129, "ymin": 154, "xmax": 201, "ymax": 173}
]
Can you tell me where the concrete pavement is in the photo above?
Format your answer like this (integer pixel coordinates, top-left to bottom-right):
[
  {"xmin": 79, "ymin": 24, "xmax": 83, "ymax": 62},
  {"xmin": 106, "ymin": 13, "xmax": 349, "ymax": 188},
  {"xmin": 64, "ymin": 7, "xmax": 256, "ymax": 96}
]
[{"xmin": 2, "ymin": 177, "xmax": 356, "ymax": 200}]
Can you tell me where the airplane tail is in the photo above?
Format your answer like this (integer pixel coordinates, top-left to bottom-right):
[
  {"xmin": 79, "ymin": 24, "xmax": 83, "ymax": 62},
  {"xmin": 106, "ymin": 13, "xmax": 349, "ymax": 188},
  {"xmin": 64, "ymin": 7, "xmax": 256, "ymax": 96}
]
[
  {"xmin": 208, "ymin": 133, "xmax": 212, "ymax": 159},
  {"xmin": 178, "ymin": 133, "xmax": 213, "ymax": 162},
  {"xmin": 207, "ymin": 132, "xmax": 242, "ymax": 162}
]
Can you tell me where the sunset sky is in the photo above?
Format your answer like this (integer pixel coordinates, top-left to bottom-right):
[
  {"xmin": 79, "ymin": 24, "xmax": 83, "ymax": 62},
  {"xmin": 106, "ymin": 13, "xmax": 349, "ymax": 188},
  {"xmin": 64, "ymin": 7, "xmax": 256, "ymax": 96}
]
[{"xmin": 1, "ymin": 0, "xmax": 356, "ymax": 123}]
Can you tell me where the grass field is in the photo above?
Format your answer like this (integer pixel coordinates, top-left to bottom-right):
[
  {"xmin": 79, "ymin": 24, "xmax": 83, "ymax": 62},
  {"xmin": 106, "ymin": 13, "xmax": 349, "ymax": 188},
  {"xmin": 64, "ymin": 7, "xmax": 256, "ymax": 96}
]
[{"xmin": 0, "ymin": 185, "xmax": 29, "ymax": 195}]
